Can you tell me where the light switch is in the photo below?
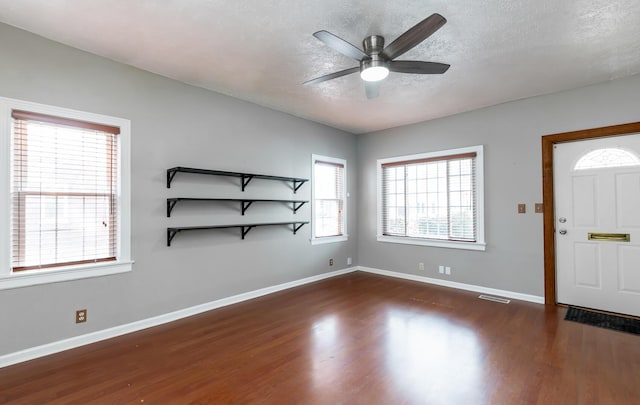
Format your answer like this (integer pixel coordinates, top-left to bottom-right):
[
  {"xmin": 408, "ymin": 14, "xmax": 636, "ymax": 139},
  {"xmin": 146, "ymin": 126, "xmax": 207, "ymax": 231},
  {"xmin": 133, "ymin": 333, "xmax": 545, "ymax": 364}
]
[
  {"xmin": 518, "ymin": 203, "xmax": 526, "ymax": 214},
  {"xmin": 535, "ymin": 203, "xmax": 543, "ymax": 213}
]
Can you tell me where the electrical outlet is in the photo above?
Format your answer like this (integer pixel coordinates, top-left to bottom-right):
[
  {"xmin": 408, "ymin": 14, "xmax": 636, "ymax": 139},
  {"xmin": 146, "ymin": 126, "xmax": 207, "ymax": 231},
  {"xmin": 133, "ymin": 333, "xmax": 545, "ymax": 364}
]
[
  {"xmin": 418, "ymin": 262, "xmax": 425, "ymax": 271},
  {"xmin": 329, "ymin": 258, "xmax": 333, "ymax": 266},
  {"xmin": 76, "ymin": 309, "xmax": 87, "ymax": 323},
  {"xmin": 438, "ymin": 265, "xmax": 444, "ymax": 274},
  {"xmin": 518, "ymin": 203, "xmax": 526, "ymax": 214},
  {"xmin": 445, "ymin": 266, "xmax": 451, "ymax": 275},
  {"xmin": 347, "ymin": 257, "xmax": 352, "ymax": 265}
]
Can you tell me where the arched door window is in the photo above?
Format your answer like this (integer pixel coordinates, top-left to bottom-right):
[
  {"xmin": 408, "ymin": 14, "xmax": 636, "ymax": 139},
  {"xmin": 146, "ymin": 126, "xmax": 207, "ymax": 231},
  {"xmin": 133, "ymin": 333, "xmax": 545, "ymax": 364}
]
[{"xmin": 574, "ymin": 148, "xmax": 640, "ymax": 170}]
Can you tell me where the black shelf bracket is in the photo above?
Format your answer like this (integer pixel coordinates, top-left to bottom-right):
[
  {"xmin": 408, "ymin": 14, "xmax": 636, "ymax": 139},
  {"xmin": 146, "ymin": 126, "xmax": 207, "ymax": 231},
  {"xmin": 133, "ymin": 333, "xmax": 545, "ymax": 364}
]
[
  {"xmin": 293, "ymin": 222, "xmax": 306, "ymax": 234},
  {"xmin": 167, "ymin": 169, "xmax": 178, "ymax": 188},
  {"xmin": 241, "ymin": 201, "xmax": 253, "ymax": 215},
  {"xmin": 167, "ymin": 228, "xmax": 180, "ymax": 247},
  {"xmin": 167, "ymin": 199, "xmax": 179, "ymax": 217},
  {"xmin": 241, "ymin": 225, "xmax": 255, "ymax": 239},
  {"xmin": 241, "ymin": 175, "xmax": 254, "ymax": 192},
  {"xmin": 293, "ymin": 201, "xmax": 307, "ymax": 214},
  {"xmin": 293, "ymin": 179, "xmax": 307, "ymax": 194}
]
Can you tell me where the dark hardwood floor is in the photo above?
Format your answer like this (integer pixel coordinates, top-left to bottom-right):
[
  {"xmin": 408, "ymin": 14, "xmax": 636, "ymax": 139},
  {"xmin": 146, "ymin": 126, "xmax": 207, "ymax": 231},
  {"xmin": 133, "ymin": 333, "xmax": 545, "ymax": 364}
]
[{"xmin": 1, "ymin": 271, "xmax": 639, "ymax": 404}]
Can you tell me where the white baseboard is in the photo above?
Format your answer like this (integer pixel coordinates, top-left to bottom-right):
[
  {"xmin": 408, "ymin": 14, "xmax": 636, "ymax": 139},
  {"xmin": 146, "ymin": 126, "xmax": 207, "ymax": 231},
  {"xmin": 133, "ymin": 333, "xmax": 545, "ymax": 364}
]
[
  {"xmin": 0, "ymin": 267, "xmax": 356, "ymax": 368},
  {"xmin": 356, "ymin": 266, "xmax": 545, "ymax": 304}
]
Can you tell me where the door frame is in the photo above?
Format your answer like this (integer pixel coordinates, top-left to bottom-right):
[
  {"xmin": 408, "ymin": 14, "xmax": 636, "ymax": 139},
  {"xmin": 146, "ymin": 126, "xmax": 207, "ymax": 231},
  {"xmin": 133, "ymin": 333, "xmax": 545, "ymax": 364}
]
[{"xmin": 542, "ymin": 121, "xmax": 640, "ymax": 305}]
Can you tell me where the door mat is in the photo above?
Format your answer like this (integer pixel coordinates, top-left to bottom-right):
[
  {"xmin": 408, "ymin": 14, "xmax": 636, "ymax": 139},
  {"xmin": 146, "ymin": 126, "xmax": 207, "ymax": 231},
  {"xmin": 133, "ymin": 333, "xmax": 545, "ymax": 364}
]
[{"xmin": 565, "ymin": 306, "xmax": 640, "ymax": 335}]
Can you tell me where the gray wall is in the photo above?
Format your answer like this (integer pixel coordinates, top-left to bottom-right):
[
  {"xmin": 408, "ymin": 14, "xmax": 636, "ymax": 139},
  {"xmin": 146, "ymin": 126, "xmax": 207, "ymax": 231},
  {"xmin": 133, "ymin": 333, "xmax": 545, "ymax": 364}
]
[
  {"xmin": 357, "ymin": 74, "xmax": 640, "ymax": 296},
  {"xmin": 0, "ymin": 23, "xmax": 358, "ymax": 356}
]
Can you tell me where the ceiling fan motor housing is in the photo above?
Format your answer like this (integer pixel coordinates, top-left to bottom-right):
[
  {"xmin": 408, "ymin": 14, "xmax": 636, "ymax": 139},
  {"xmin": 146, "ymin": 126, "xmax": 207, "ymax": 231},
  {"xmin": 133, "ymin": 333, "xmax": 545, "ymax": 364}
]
[
  {"xmin": 361, "ymin": 35, "xmax": 388, "ymax": 73},
  {"xmin": 363, "ymin": 35, "xmax": 385, "ymax": 55}
]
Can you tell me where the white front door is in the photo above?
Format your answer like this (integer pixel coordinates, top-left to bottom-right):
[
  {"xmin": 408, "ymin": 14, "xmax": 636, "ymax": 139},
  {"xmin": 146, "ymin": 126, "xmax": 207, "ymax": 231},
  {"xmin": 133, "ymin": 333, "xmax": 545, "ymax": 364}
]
[{"xmin": 555, "ymin": 134, "xmax": 640, "ymax": 317}]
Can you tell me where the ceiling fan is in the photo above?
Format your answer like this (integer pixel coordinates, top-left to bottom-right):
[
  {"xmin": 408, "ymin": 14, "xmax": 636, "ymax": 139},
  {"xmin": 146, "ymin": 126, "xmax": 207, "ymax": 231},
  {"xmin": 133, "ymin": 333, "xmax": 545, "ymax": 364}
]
[{"xmin": 304, "ymin": 13, "xmax": 450, "ymax": 99}]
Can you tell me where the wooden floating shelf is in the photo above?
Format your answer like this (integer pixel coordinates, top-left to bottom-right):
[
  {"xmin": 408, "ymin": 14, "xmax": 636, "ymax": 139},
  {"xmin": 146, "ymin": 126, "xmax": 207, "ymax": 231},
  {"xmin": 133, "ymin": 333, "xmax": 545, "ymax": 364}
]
[
  {"xmin": 166, "ymin": 167, "xmax": 308, "ymax": 193},
  {"xmin": 166, "ymin": 221, "xmax": 309, "ymax": 246},
  {"xmin": 166, "ymin": 198, "xmax": 308, "ymax": 217}
]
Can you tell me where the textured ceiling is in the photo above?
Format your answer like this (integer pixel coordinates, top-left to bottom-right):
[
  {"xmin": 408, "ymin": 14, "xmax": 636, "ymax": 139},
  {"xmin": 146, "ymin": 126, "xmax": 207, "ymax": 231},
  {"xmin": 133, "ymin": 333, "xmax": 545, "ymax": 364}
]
[{"xmin": 1, "ymin": 0, "xmax": 640, "ymax": 134}]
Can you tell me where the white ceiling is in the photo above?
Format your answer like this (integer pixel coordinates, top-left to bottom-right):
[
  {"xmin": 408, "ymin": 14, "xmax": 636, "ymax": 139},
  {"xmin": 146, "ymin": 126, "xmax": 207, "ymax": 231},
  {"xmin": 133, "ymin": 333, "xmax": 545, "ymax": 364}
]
[{"xmin": 1, "ymin": 1, "xmax": 640, "ymax": 134}]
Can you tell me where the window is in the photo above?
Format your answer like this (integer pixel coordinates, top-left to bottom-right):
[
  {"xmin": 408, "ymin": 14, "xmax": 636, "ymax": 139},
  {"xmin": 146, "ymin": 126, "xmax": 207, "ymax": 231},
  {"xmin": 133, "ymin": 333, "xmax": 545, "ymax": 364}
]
[
  {"xmin": 0, "ymin": 97, "xmax": 132, "ymax": 289},
  {"xmin": 377, "ymin": 145, "xmax": 485, "ymax": 250},
  {"xmin": 312, "ymin": 155, "xmax": 347, "ymax": 244}
]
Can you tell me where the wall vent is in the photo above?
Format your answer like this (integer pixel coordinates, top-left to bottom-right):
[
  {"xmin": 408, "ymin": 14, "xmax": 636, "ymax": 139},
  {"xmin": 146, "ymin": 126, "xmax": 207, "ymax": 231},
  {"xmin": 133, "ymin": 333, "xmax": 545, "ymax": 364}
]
[{"xmin": 478, "ymin": 295, "xmax": 510, "ymax": 304}]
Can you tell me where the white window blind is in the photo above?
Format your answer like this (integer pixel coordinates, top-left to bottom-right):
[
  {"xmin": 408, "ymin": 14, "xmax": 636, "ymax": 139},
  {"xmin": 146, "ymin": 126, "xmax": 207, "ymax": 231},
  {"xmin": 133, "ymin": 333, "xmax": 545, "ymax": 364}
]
[
  {"xmin": 11, "ymin": 110, "xmax": 119, "ymax": 271},
  {"xmin": 314, "ymin": 160, "xmax": 345, "ymax": 238},
  {"xmin": 381, "ymin": 152, "xmax": 477, "ymax": 242}
]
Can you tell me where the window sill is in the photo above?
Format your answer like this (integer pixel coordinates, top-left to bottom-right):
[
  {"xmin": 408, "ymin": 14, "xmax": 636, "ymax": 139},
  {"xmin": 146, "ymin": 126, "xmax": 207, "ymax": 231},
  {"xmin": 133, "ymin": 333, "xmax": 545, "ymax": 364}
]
[
  {"xmin": 311, "ymin": 235, "xmax": 349, "ymax": 245},
  {"xmin": 377, "ymin": 235, "xmax": 486, "ymax": 251},
  {"xmin": 0, "ymin": 260, "xmax": 134, "ymax": 290}
]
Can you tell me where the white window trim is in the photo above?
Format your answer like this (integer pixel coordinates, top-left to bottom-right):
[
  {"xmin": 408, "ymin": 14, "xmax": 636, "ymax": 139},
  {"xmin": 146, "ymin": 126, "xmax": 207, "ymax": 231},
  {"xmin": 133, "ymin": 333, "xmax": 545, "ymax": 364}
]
[
  {"xmin": 376, "ymin": 145, "xmax": 486, "ymax": 251},
  {"xmin": 0, "ymin": 96, "xmax": 133, "ymax": 290},
  {"xmin": 311, "ymin": 154, "xmax": 348, "ymax": 245}
]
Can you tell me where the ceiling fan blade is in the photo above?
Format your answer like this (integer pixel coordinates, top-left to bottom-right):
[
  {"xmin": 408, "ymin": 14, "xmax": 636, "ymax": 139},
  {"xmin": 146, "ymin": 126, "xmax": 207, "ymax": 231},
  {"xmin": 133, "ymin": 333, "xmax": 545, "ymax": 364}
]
[
  {"xmin": 313, "ymin": 30, "xmax": 368, "ymax": 61},
  {"xmin": 389, "ymin": 60, "xmax": 450, "ymax": 74},
  {"xmin": 303, "ymin": 67, "xmax": 360, "ymax": 86},
  {"xmin": 365, "ymin": 81, "xmax": 381, "ymax": 99},
  {"xmin": 382, "ymin": 13, "xmax": 447, "ymax": 60}
]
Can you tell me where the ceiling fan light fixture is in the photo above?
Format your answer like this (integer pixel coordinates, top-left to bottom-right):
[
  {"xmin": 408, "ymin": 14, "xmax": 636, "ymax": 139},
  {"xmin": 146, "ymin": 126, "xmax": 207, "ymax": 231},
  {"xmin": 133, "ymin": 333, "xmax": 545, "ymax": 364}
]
[
  {"xmin": 360, "ymin": 57, "xmax": 389, "ymax": 82},
  {"xmin": 360, "ymin": 66, "xmax": 389, "ymax": 82}
]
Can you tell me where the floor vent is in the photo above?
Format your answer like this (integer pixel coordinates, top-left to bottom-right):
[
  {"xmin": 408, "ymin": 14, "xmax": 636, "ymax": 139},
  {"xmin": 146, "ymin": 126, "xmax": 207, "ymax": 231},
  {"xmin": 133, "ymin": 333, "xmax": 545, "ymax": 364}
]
[{"xmin": 478, "ymin": 295, "xmax": 510, "ymax": 304}]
